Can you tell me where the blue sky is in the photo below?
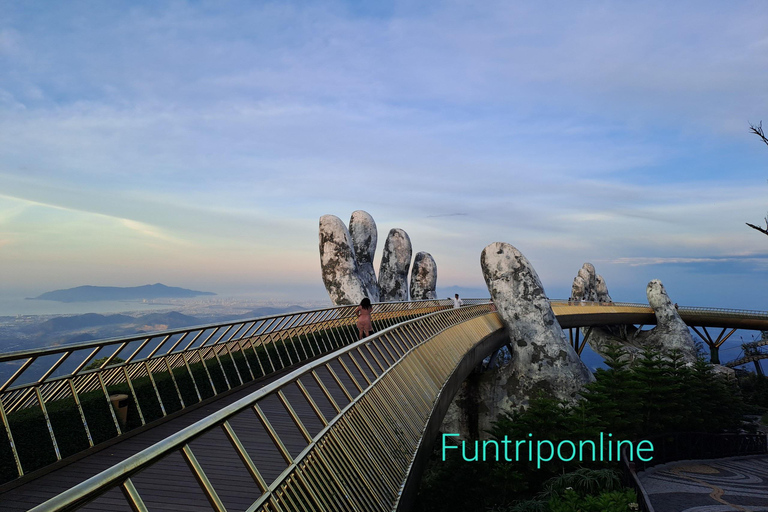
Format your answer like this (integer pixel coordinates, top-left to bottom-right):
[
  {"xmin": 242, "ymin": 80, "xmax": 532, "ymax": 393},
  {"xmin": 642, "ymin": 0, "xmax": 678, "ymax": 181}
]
[{"xmin": 1, "ymin": 1, "xmax": 767, "ymax": 308}]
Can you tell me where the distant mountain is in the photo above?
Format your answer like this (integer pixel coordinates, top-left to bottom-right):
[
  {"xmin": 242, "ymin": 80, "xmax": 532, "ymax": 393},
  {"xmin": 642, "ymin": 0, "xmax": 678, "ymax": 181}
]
[
  {"xmin": 29, "ymin": 284, "xmax": 216, "ymax": 303},
  {"xmin": 21, "ymin": 311, "xmax": 203, "ymax": 340},
  {"xmin": 135, "ymin": 312, "xmax": 200, "ymax": 329},
  {"xmin": 36, "ymin": 313, "xmax": 135, "ymax": 333}
]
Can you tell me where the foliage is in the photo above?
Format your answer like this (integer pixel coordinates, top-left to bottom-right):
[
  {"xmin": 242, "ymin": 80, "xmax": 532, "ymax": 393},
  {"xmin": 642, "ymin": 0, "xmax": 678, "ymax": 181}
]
[
  {"xmin": 416, "ymin": 449, "xmax": 526, "ymax": 512},
  {"xmin": 576, "ymin": 347, "xmax": 744, "ymax": 439},
  {"xmin": 737, "ymin": 371, "xmax": 768, "ymax": 412},
  {"xmin": 539, "ymin": 468, "xmax": 623, "ymax": 500},
  {"xmin": 414, "ymin": 344, "xmax": 746, "ymax": 511},
  {"xmin": 546, "ymin": 489, "xmax": 638, "ymax": 512},
  {"xmin": 492, "ymin": 469, "xmax": 633, "ymax": 512}
]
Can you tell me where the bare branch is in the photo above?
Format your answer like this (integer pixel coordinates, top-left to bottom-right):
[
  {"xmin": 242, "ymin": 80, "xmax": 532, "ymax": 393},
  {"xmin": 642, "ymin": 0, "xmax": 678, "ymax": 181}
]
[
  {"xmin": 750, "ymin": 120, "xmax": 768, "ymax": 147},
  {"xmin": 746, "ymin": 122, "xmax": 768, "ymax": 237},
  {"xmin": 746, "ymin": 222, "xmax": 768, "ymax": 236}
]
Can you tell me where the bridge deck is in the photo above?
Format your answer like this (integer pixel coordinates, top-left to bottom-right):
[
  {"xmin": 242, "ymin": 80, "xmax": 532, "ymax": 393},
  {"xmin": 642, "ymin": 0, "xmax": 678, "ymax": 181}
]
[
  {"xmin": 0, "ymin": 359, "xmax": 360, "ymax": 511},
  {"xmin": 3, "ymin": 302, "xmax": 768, "ymax": 510},
  {"xmin": 552, "ymin": 302, "xmax": 768, "ymax": 330}
]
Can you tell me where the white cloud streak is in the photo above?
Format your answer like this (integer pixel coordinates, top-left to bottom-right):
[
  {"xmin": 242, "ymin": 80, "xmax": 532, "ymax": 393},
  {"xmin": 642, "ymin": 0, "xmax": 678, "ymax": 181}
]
[{"xmin": 0, "ymin": 1, "xmax": 766, "ymax": 302}]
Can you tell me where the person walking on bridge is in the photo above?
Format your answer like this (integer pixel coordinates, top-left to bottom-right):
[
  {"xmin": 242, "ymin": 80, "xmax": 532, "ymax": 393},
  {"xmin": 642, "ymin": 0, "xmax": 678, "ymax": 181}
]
[
  {"xmin": 356, "ymin": 297, "xmax": 373, "ymax": 340},
  {"xmin": 452, "ymin": 293, "xmax": 463, "ymax": 308}
]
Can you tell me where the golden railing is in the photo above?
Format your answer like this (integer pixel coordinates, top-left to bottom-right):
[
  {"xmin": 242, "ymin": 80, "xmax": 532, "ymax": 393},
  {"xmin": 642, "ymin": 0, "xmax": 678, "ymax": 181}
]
[
  {"xmin": 0, "ymin": 299, "xmax": 487, "ymax": 484},
  {"xmin": 549, "ymin": 299, "xmax": 768, "ymax": 329},
  {"xmin": 26, "ymin": 304, "xmax": 503, "ymax": 511}
]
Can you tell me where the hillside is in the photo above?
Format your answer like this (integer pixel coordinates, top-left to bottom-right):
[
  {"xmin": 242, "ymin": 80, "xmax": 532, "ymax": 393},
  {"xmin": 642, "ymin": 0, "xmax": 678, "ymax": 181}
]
[{"xmin": 30, "ymin": 284, "xmax": 216, "ymax": 303}]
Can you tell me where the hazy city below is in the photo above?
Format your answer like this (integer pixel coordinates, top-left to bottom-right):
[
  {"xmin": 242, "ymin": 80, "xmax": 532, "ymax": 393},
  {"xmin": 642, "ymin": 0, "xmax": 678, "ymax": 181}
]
[{"xmin": 0, "ymin": 295, "xmax": 332, "ymax": 355}]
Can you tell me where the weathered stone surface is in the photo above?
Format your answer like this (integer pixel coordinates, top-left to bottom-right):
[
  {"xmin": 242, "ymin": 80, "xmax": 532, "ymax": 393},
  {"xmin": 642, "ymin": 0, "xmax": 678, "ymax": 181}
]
[
  {"xmin": 409, "ymin": 252, "xmax": 437, "ymax": 300},
  {"xmin": 584, "ymin": 279, "xmax": 698, "ymax": 364},
  {"xmin": 571, "ymin": 263, "xmax": 611, "ymax": 302},
  {"xmin": 571, "ymin": 276, "xmax": 586, "ymax": 300},
  {"xmin": 583, "ymin": 326, "xmax": 644, "ymax": 365},
  {"xmin": 443, "ymin": 243, "xmax": 594, "ymax": 438},
  {"xmin": 379, "ymin": 228, "xmax": 412, "ymax": 301},
  {"xmin": 635, "ymin": 280, "xmax": 698, "ymax": 362},
  {"xmin": 481, "ymin": 242, "xmax": 594, "ymax": 403},
  {"xmin": 712, "ymin": 364, "xmax": 736, "ymax": 380},
  {"xmin": 578, "ymin": 264, "xmax": 596, "ymax": 300},
  {"xmin": 595, "ymin": 275, "xmax": 612, "ymax": 302},
  {"xmin": 319, "ymin": 215, "xmax": 368, "ymax": 306},
  {"xmin": 349, "ymin": 210, "xmax": 380, "ymax": 302}
]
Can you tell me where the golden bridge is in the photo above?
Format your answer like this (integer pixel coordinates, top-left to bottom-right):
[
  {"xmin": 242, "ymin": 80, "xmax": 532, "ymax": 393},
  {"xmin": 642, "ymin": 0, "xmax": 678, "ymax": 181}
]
[{"xmin": 0, "ymin": 299, "xmax": 766, "ymax": 511}]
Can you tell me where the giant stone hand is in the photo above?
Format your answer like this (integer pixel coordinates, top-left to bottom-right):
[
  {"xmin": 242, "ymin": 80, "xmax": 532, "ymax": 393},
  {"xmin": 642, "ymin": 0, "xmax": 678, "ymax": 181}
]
[
  {"xmin": 481, "ymin": 242, "xmax": 594, "ymax": 407},
  {"xmin": 319, "ymin": 211, "xmax": 437, "ymax": 305},
  {"xmin": 318, "ymin": 215, "xmax": 368, "ymax": 306}
]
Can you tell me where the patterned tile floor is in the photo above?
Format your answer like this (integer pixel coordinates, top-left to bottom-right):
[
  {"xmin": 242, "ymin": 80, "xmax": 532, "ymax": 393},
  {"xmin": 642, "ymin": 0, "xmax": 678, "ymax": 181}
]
[{"xmin": 639, "ymin": 455, "xmax": 768, "ymax": 511}]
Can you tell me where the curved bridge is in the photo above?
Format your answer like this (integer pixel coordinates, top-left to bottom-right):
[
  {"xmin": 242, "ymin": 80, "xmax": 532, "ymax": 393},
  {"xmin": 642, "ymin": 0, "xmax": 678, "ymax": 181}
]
[
  {"xmin": 1, "ymin": 301, "xmax": 767, "ymax": 511},
  {"xmin": 725, "ymin": 339, "xmax": 768, "ymax": 375},
  {"xmin": 551, "ymin": 300, "xmax": 768, "ymax": 364},
  {"xmin": 5, "ymin": 305, "xmax": 505, "ymax": 512}
]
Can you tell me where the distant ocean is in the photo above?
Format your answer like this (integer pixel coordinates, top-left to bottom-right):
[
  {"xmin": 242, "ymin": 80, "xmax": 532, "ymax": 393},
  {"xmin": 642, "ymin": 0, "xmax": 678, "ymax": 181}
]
[{"xmin": 0, "ymin": 296, "xmax": 175, "ymax": 317}]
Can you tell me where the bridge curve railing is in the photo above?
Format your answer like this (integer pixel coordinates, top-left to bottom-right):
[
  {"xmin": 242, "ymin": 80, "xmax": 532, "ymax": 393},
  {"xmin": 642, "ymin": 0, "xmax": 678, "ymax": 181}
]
[
  {"xmin": 550, "ymin": 299, "xmax": 768, "ymax": 318},
  {"xmin": 5, "ymin": 298, "xmax": 766, "ymax": 491},
  {"xmin": 550, "ymin": 299, "xmax": 768, "ymax": 327},
  {"xmin": 0, "ymin": 298, "xmax": 488, "ymax": 484},
  {"xmin": 27, "ymin": 303, "xmax": 502, "ymax": 512}
]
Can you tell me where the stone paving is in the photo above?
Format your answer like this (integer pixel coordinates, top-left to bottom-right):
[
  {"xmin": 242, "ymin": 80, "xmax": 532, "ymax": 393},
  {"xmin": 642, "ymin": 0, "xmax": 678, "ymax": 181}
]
[{"xmin": 639, "ymin": 455, "xmax": 768, "ymax": 511}]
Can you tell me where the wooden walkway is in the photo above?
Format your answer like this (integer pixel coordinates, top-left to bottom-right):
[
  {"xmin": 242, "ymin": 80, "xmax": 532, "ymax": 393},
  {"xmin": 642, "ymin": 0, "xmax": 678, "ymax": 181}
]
[{"xmin": 0, "ymin": 356, "xmax": 364, "ymax": 512}]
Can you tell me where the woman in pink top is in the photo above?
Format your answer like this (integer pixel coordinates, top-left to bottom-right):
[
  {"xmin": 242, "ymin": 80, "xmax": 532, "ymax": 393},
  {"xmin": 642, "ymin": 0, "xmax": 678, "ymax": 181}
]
[{"xmin": 356, "ymin": 297, "xmax": 373, "ymax": 339}]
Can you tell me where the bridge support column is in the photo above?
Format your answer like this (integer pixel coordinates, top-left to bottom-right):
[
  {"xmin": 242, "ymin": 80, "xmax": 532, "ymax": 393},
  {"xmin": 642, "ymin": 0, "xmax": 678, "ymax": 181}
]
[
  {"xmin": 690, "ymin": 326, "xmax": 736, "ymax": 365},
  {"xmin": 710, "ymin": 344, "xmax": 721, "ymax": 365},
  {"xmin": 567, "ymin": 327, "xmax": 593, "ymax": 356}
]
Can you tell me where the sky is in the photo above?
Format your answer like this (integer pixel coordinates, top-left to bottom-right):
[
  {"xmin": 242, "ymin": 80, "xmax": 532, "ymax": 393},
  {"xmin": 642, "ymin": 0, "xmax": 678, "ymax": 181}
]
[{"xmin": 1, "ymin": 0, "xmax": 767, "ymax": 309}]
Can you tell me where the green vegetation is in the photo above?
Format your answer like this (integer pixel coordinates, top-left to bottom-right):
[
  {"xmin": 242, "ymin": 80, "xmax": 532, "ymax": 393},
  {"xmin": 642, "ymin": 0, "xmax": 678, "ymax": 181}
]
[
  {"xmin": 736, "ymin": 371, "xmax": 768, "ymax": 414},
  {"xmin": 415, "ymin": 345, "xmax": 747, "ymax": 512},
  {"xmin": 487, "ymin": 468, "xmax": 633, "ymax": 512}
]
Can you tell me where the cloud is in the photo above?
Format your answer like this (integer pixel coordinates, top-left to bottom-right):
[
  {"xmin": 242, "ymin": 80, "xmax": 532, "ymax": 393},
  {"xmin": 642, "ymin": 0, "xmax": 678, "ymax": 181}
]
[
  {"xmin": 609, "ymin": 255, "xmax": 768, "ymax": 267},
  {"xmin": 119, "ymin": 219, "xmax": 188, "ymax": 245},
  {"xmin": 0, "ymin": 1, "xmax": 766, "ymax": 301},
  {"xmin": 0, "ymin": 192, "xmax": 187, "ymax": 246}
]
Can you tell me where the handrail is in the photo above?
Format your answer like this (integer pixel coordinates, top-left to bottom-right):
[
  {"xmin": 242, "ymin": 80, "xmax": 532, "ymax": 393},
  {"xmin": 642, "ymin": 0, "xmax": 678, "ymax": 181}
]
[
  {"xmin": 0, "ymin": 298, "xmax": 488, "ymax": 484},
  {"xmin": 633, "ymin": 431, "xmax": 768, "ymax": 473},
  {"xmin": 620, "ymin": 445, "xmax": 654, "ymax": 512},
  {"xmin": 1, "ymin": 299, "xmax": 492, "ymax": 363},
  {"xmin": 3, "ymin": 298, "xmax": 765, "ymax": 488},
  {"xmin": 26, "ymin": 303, "xmax": 502, "ymax": 511},
  {"xmin": 550, "ymin": 299, "xmax": 768, "ymax": 318}
]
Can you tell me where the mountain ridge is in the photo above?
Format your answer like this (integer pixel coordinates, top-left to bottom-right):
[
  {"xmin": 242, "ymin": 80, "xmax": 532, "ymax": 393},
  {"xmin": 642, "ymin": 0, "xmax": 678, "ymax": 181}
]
[{"xmin": 29, "ymin": 283, "xmax": 216, "ymax": 303}]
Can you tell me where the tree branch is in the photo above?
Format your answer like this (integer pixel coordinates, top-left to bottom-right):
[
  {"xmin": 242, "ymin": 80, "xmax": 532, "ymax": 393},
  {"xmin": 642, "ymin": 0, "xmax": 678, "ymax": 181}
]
[
  {"xmin": 750, "ymin": 120, "xmax": 768, "ymax": 147},
  {"xmin": 746, "ymin": 222, "xmax": 768, "ymax": 236},
  {"xmin": 747, "ymin": 121, "xmax": 767, "ymax": 236}
]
